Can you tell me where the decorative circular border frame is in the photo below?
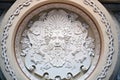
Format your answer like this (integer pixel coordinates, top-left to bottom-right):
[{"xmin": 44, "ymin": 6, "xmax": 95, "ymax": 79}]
[{"xmin": 0, "ymin": 0, "xmax": 117, "ymax": 80}]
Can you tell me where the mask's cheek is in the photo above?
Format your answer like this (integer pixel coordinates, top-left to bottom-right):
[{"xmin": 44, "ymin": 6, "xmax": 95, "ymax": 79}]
[{"xmin": 47, "ymin": 42, "xmax": 55, "ymax": 50}]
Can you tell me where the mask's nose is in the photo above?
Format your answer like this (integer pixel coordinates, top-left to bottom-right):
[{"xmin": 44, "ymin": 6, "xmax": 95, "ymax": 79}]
[{"xmin": 55, "ymin": 38, "xmax": 60, "ymax": 47}]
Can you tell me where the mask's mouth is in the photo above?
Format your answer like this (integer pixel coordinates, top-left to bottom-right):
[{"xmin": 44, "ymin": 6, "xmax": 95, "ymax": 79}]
[
  {"xmin": 54, "ymin": 46, "xmax": 62, "ymax": 50},
  {"xmin": 54, "ymin": 44, "xmax": 61, "ymax": 47}
]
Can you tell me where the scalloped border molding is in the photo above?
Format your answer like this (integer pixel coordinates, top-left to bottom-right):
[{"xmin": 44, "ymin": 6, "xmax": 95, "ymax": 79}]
[{"xmin": 1, "ymin": 0, "xmax": 114, "ymax": 80}]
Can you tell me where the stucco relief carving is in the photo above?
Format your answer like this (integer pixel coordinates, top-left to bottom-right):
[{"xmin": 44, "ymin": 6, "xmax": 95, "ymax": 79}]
[{"xmin": 20, "ymin": 9, "xmax": 95, "ymax": 79}]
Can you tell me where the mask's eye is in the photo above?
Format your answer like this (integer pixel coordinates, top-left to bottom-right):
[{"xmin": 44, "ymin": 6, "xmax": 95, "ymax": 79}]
[{"xmin": 51, "ymin": 36, "xmax": 56, "ymax": 40}]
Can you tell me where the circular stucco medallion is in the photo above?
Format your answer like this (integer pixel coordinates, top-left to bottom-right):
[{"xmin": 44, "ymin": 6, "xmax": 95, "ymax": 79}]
[
  {"xmin": 0, "ymin": 0, "xmax": 118, "ymax": 80},
  {"xmin": 15, "ymin": 3, "xmax": 100, "ymax": 80}
]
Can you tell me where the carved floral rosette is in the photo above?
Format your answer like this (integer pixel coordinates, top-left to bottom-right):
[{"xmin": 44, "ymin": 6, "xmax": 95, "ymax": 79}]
[{"xmin": 0, "ymin": 0, "xmax": 118, "ymax": 80}]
